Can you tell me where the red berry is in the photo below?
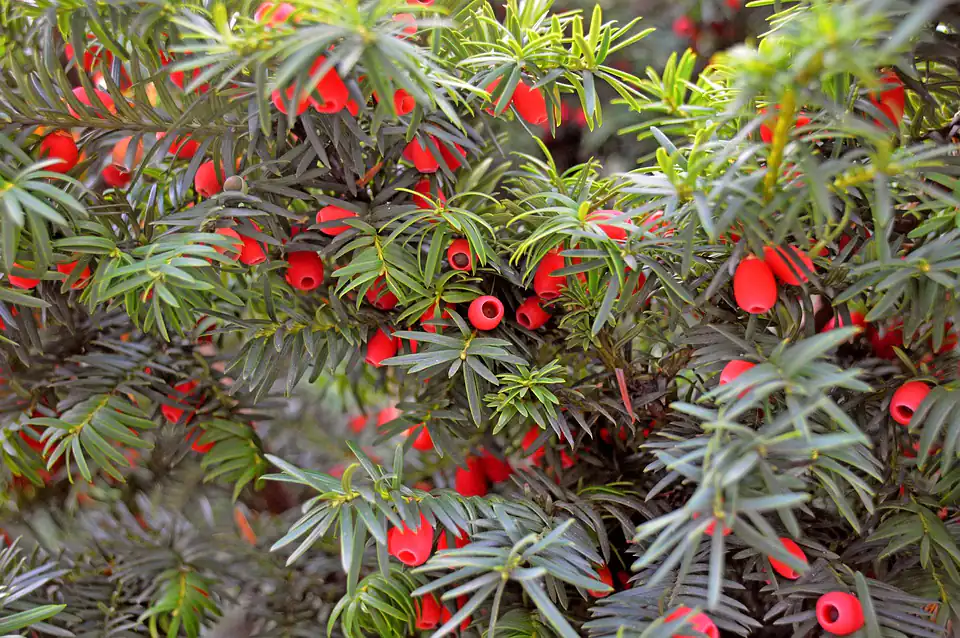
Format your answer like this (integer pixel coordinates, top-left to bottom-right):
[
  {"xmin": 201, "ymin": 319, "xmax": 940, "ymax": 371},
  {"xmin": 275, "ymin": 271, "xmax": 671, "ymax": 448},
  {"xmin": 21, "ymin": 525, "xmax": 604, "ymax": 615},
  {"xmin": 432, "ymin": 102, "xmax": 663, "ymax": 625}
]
[
  {"xmin": 512, "ymin": 80, "xmax": 548, "ymax": 125},
  {"xmin": 309, "ymin": 56, "xmax": 349, "ymax": 113},
  {"xmin": 415, "ymin": 594, "xmax": 442, "ymax": 630},
  {"xmin": 157, "ymin": 133, "xmax": 199, "ymax": 159},
  {"xmin": 161, "ymin": 380, "xmax": 199, "ymax": 424},
  {"xmin": 822, "ymin": 311, "xmax": 866, "ymax": 333},
  {"xmin": 285, "ymin": 251, "xmax": 324, "ymax": 291},
  {"xmin": 468, "ymin": 295, "xmax": 504, "ymax": 331},
  {"xmin": 365, "ymin": 276, "xmax": 398, "ymax": 310},
  {"xmin": 733, "ymin": 257, "xmax": 777, "ymax": 314},
  {"xmin": 768, "ymin": 537, "xmax": 807, "ymax": 580},
  {"xmin": 65, "ymin": 34, "xmax": 109, "ymax": 73},
  {"xmin": 213, "ymin": 228, "xmax": 243, "ymax": 260},
  {"xmin": 455, "ymin": 456, "xmax": 488, "ymax": 497},
  {"xmin": 56, "ymin": 260, "xmax": 91, "ymax": 289},
  {"xmin": 438, "ymin": 142, "xmax": 466, "ymax": 171},
  {"xmin": 407, "ymin": 0, "xmax": 434, "ymax": 5},
  {"xmin": 407, "ymin": 424, "xmax": 433, "ymax": 451},
  {"xmin": 272, "ymin": 86, "xmax": 312, "ymax": 116},
  {"xmin": 869, "ymin": 323, "xmax": 903, "ymax": 359},
  {"xmin": 195, "ymin": 161, "xmax": 223, "ymax": 198},
  {"xmin": 521, "ymin": 425, "xmax": 545, "ymax": 465},
  {"xmin": 484, "ymin": 77, "xmax": 510, "ymax": 115},
  {"xmin": 68, "ymin": 87, "xmax": 116, "ymax": 118},
  {"xmin": 387, "ymin": 512, "xmax": 434, "ymax": 566},
  {"xmin": 664, "ymin": 607, "xmax": 719, "ymax": 638},
  {"xmin": 588, "ymin": 564, "xmax": 614, "ymax": 597},
  {"xmin": 377, "ymin": 405, "xmax": 402, "ymax": 428},
  {"xmin": 393, "ymin": 89, "xmax": 416, "ymax": 116},
  {"xmin": 759, "ymin": 108, "xmax": 812, "ymax": 144},
  {"xmin": 366, "ymin": 328, "xmax": 398, "ymax": 367},
  {"xmin": 316, "ymin": 205, "xmax": 358, "ymax": 235},
  {"xmin": 516, "ymin": 296, "xmax": 550, "ymax": 330},
  {"xmin": 7, "ymin": 263, "xmax": 40, "ymax": 290},
  {"xmin": 112, "ymin": 136, "xmax": 143, "ymax": 169},
  {"xmin": 587, "ymin": 210, "xmax": 631, "ymax": 240},
  {"xmin": 403, "ymin": 137, "xmax": 440, "ymax": 173},
  {"xmin": 478, "ymin": 450, "xmax": 512, "ymax": 483},
  {"xmin": 37, "ymin": 131, "xmax": 79, "ymax": 173},
  {"xmin": 345, "ymin": 99, "xmax": 359, "ymax": 116},
  {"xmin": 890, "ymin": 381, "xmax": 930, "ymax": 426},
  {"xmin": 816, "ymin": 592, "xmax": 864, "ymax": 636},
  {"xmin": 349, "ymin": 414, "xmax": 368, "ymax": 432},
  {"xmin": 870, "ymin": 70, "xmax": 905, "ymax": 128},
  {"xmin": 420, "ymin": 304, "xmax": 452, "ymax": 334},
  {"xmin": 692, "ymin": 511, "xmax": 731, "ymax": 536},
  {"xmin": 672, "ymin": 16, "xmax": 698, "ymax": 38},
  {"xmin": 763, "ymin": 245, "xmax": 814, "ymax": 285},
  {"xmin": 393, "ymin": 13, "xmax": 417, "ymax": 37},
  {"xmin": 412, "ymin": 178, "xmax": 445, "ymax": 209},
  {"xmin": 719, "ymin": 360, "xmax": 755, "ymax": 386},
  {"xmin": 187, "ymin": 427, "xmax": 214, "ymax": 453},
  {"xmin": 534, "ymin": 250, "xmax": 567, "ymax": 300},
  {"xmin": 238, "ymin": 231, "xmax": 267, "ymax": 266},
  {"xmin": 254, "ymin": 2, "xmax": 295, "ymax": 26},
  {"xmin": 446, "ymin": 239, "xmax": 473, "ymax": 271},
  {"xmin": 102, "ymin": 164, "xmax": 131, "ymax": 188}
]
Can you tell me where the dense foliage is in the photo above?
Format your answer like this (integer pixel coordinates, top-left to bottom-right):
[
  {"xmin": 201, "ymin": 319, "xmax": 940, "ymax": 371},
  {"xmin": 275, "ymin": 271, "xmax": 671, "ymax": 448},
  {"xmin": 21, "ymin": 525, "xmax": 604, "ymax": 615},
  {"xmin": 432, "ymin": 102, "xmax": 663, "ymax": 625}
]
[{"xmin": 0, "ymin": 0, "xmax": 959, "ymax": 636}]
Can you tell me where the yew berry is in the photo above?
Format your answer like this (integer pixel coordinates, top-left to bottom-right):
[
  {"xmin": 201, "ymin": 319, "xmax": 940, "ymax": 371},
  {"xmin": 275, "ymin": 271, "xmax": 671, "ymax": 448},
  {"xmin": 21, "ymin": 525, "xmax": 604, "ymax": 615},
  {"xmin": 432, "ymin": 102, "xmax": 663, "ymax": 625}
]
[
  {"xmin": 316, "ymin": 205, "xmax": 358, "ymax": 236},
  {"xmin": 213, "ymin": 228, "xmax": 243, "ymax": 260},
  {"xmin": 157, "ymin": 133, "xmax": 199, "ymax": 160},
  {"xmin": 768, "ymin": 537, "xmax": 807, "ymax": 579},
  {"xmin": 890, "ymin": 381, "xmax": 930, "ymax": 426},
  {"xmin": 759, "ymin": 108, "xmax": 812, "ymax": 144},
  {"xmin": 420, "ymin": 304, "xmax": 451, "ymax": 334},
  {"xmin": 365, "ymin": 277, "xmax": 398, "ymax": 310},
  {"xmin": 403, "ymin": 137, "xmax": 440, "ymax": 173},
  {"xmin": 102, "ymin": 164, "xmax": 132, "ymax": 188},
  {"xmin": 38, "ymin": 131, "xmax": 79, "ymax": 173},
  {"xmin": 415, "ymin": 594, "xmax": 442, "ymax": 630},
  {"xmin": 816, "ymin": 592, "xmax": 864, "ymax": 636},
  {"xmin": 822, "ymin": 311, "xmax": 866, "ymax": 333},
  {"xmin": 516, "ymin": 296, "xmax": 551, "ymax": 330},
  {"xmin": 111, "ymin": 136, "xmax": 143, "ymax": 171},
  {"xmin": 238, "ymin": 231, "xmax": 267, "ymax": 266},
  {"xmin": 68, "ymin": 87, "xmax": 116, "ymax": 118},
  {"xmin": 484, "ymin": 77, "xmax": 509, "ymax": 115},
  {"xmin": 512, "ymin": 80, "xmax": 548, "ymax": 125},
  {"xmin": 588, "ymin": 564, "xmax": 614, "ymax": 597},
  {"xmin": 254, "ymin": 2, "xmax": 295, "ymax": 26},
  {"xmin": 534, "ymin": 250, "xmax": 567, "ymax": 300},
  {"xmin": 692, "ymin": 511, "xmax": 731, "ymax": 536},
  {"xmin": 588, "ymin": 210, "xmax": 631, "ymax": 240},
  {"xmin": 870, "ymin": 70, "xmax": 906, "ymax": 128},
  {"xmin": 436, "ymin": 528, "xmax": 470, "ymax": 551},
  {"xmin": 763, "ymin": 245, "xmax": 814, "ymax": 285},
  {"xmin": 285, "ymin": 251, "xmax": 324, "ymax": 291},
  {"xmin": 377, "ymin": 405, "xmax": 402, "ymax": 428},
  {"xmin": 7, "ymin": 264, "xmax": 39, "ymax": 290},
  {"xmin": 407, "ymin": 424, "xmax": 433, "ymax": 451},
  {"xmin": 478, "ymin": 450, "xmax": 512, "ymax": 483},
  {"xmin": 521, "ymin": 425, "xmax": 546, "ymax": 465},
  {"xmin": 308, "ymin": 56, "xmax": 349, "ymax": 113},
  {"xmin": 195, "ymin": 161, "xmax": 223, "ymax": 198},
  {"xmin": 65, "ymin": 34, "xmax": 109, "ymax": 73},
  {"xmin": 366, "ymin": 328, "xmax": 398, "ymax": 367},
  {"xmin": 161, "ymin": 380, "xmax": 199, "ymax": 424},
  {"xmin": 719, "ymin": 359, "xmax": 755, "ymax": 386},
  {"xmin": 455, "ymin": 456, "xmax": 489, "ymax": 497},
  {"xmin": 407, "ymin": 0, "xmax": 434, "ymax": 4},
  {"xmin": 349, "ymin": 414, "xmax": 368, "ymax": 433},
  {"xmin": 672, "ymin": 16, "xmax": 698, "ymax": 38},
  {"xmin": 447, "ymin": 239, "xmax": 473, "ymax": 271},
  {"xmin": 387, "ymin": 512, "xmax": 434, "ymax": 566},
  {"xmin": 468, "ymin": 295, "xmax": 504, "ymax": 331},
  {"xmin": 187, "ymin": 427, "xmax": 214, "ymax": 453},
  {"xmin": 393, "ymin": 13, "xmax": 417, "ymax": 37},
  {"xmin": 393, "ymin": 89, "xmax": 416, "ymax": 116},
  {"xmin": 733, "ymin": 257, "xmax": 777, "ymax": 314},
  {"xmin": 869, "ymin": 323, "xmax": 904, "ymax": 359},
  {"xmin": 271, "ymin": 86, "xmax": 312, "ymax": 116},
  {"xmin": 438, "ymin": 142, "xmax": 466, "ymax": 171},
  {"xmin": 664, "ymin": 607, "xmax": 719, "ymax": 638},
  {"xmin": 345, "ymin": 99, "xmax": 359, "ymax": 116},
  {"xmin": 56, "ymin": 261, "xmax": 92, "ymax": 289},
  {"xmin": 413, "ymin": 178, "xmax": 446, "ymax": 209}
]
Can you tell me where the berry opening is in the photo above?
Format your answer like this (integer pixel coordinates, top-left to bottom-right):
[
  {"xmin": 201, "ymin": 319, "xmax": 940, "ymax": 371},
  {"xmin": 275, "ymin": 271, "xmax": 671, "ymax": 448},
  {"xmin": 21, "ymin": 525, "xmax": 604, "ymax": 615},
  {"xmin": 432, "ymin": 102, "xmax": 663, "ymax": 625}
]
[
  {"xmin": 825, "ymin": 603, "xmax": 840, "ymax": 623},
  {"xmin": 518, "ymin": 311, "xmax": 532, "ymax": 328},
  {"xmin": 397, "ymin": 549, "xmax": 417, "ymax": 565},
  {"xmin": 896, "ymin": 405, "xmax": 913, "ymax": 420},
  {"xmin": 453, "ymin": 253, "xmax": 469, "ymax": 268},
  {"xmin": 300, "ymin": 277, "xmax": 315, "ymax": 288},
  {"xmin": 540, "ymin": 290, "xmax": 559, "ymax": 300},
  {"xmin": 482, "ymin": 301, "xmax": 499, "ymax": 318}
]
